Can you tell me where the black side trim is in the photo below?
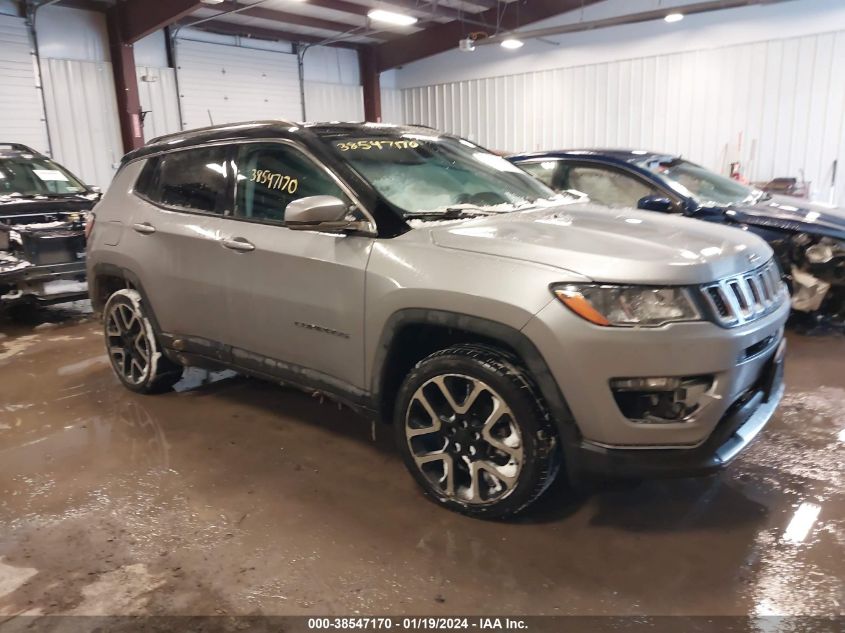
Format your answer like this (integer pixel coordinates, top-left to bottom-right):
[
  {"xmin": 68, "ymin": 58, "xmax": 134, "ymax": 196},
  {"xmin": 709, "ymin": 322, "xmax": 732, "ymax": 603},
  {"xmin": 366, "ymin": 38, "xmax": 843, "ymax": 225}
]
[
  {"xmin": 168, "ymin": 345, "xmax": 374, "ymax": 417},
  {"xmin": 371, "ymin": 309, "xmax": 577, "ymax": 434}
]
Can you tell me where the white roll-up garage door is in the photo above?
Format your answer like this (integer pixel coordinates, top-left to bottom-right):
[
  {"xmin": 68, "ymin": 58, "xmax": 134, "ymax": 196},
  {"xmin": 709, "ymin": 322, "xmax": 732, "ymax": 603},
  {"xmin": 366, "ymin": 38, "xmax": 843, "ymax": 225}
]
[
  {"xmin": 0, "ymin": 14, "xmax": 49, "ymax": 153},
  {"xmin": 175, "ymin": 39, "xmax": 302, "ymax": 130}
]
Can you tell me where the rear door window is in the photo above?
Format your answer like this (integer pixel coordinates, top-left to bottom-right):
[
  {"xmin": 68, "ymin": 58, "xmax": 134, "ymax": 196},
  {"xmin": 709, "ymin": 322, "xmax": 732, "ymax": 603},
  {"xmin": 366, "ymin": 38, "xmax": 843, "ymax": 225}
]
[
  {"xmin": 233, "ymin": 143, "xmax": 350, "ymax": 224},
  {"xmin": 138, "ymin": 146, "xmax": 230, "ymax": 214}
]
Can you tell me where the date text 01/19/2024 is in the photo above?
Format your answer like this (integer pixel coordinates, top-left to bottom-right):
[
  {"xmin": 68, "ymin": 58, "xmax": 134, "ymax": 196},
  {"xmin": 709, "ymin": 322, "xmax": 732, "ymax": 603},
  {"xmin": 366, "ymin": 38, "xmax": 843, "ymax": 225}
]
[{"xmin": 306, "ymin": 617, "xmax": 529, "ymax": 630}]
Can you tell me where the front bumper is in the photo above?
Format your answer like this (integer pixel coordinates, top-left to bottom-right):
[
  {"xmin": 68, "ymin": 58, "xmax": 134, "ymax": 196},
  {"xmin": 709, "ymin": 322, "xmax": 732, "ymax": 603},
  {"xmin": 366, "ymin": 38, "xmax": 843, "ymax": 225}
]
[
  {"xmin": 524, "ymin": 293, "xmax": 790, "ymax": 448},
  {"xmin": 0, "ymin": 261, "xmax": 88, "ymax": 306},
  {"xmin": 568, "ymin": 339, "xmax": 785, "ymax": 478}
]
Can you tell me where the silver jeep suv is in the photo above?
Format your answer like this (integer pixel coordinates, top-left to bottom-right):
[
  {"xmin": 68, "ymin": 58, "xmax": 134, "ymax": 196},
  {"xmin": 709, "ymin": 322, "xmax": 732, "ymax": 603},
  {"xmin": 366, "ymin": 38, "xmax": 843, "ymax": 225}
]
[{"xmin": 87, "ymin": 122, "xmax": 788, "ymax": 518}]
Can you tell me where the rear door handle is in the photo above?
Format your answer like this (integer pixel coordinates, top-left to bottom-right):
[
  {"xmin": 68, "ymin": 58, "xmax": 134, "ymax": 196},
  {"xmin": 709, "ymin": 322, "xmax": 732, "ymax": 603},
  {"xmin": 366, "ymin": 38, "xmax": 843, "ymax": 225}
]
[
  {"xmin": 221, "ymin": 237, "xmax": 255, "ymax": 252},
  {"xmin": 132, "ymin": 222, "xmax": 156, "ymax": 235}
]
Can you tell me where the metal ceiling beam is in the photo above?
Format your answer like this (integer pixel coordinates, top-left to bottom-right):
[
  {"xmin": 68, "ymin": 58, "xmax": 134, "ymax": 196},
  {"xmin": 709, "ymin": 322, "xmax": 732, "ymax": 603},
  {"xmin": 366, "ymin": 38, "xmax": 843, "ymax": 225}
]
[
  {"xmin": 115, "ymin": 0, "xmax": 205, "ymax": 44},
  {"xmin": 303, "ymin": 0, "xmax": 371, "ymax": 17},
  {"xmin": 374, "ymin": 0, "xmax": 602, "ymax": 71},
  {"xmin": 210, "ymin": 1, "xmax": 393, "ymax": 40},
  {"xmin": 472, "ymin": 0, "xmax": 794, "ymax": 45},
  {"xmin": 378, "ymin": 0, "xmax": 485, "ymax": 23},
  {"xmin": 178, "ymin": 19, "xmax": 361, "ymax": 49}
]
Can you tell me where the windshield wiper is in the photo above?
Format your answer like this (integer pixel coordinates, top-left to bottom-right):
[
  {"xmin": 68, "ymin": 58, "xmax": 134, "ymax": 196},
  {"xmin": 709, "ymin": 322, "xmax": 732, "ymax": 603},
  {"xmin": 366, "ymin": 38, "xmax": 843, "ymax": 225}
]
[{"xmin": 405, "ymin": 207, "xmax": 499, "ymax": 220}]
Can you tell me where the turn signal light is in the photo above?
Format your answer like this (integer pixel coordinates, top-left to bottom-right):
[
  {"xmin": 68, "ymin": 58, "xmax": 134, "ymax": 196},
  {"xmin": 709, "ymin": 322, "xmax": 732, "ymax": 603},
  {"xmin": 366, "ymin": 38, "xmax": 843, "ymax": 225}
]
[{"xmin": 553, "ymin": 287, "xmax": 611, "ymax": 326}]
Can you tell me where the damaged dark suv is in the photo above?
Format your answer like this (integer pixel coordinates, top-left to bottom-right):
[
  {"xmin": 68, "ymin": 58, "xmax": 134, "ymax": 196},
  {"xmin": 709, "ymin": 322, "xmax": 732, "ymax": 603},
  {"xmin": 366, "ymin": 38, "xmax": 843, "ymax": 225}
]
[
  {"xmin": 0, "ymin": 143, "xmax": 99, "ymax": 310},
  {"xmin": 511, "ymin": 150, "xmax": 845, "ymax": 319}
]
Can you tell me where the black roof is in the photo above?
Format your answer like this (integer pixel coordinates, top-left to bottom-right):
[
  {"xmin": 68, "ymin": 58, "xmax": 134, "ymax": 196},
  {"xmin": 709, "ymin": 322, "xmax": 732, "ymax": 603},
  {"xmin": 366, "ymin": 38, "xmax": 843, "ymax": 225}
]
[
  {"xmin": 508, "ymin": 148, "xmax": 680, "ymax": 164},
  {"xmin": 127, "ymin": 120, "xmax": 441, "ymax": 164}
]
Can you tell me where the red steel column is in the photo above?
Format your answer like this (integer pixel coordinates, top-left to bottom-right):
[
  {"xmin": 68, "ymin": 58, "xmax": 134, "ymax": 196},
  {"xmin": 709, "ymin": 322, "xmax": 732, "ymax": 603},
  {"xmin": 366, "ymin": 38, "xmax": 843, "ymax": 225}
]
[
  {"xmin": 107, "ymin": 8, "xmax": 144, "ymax": 153},
  {"xmin": 359, "ymin": 46, "xmax": 382, "ymax": 123}
]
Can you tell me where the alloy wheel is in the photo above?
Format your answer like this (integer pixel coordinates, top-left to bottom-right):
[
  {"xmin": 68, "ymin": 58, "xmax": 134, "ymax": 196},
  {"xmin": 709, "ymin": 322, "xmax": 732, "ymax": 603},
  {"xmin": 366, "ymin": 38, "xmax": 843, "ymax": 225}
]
[
  {"xmin": 105, "ymin": 300, "xmax": 152, "ymax": 386},
  {"xmin": 405, "ymin": 374, "xmax": 524, "ymax": 505}
]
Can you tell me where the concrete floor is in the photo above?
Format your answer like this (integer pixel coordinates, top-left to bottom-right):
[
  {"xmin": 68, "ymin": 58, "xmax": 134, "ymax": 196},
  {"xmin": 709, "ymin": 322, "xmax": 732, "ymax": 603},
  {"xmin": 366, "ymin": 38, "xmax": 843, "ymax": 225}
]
[{"xmin": 0, "ymin": 302, "xmax": 842, "ymax": 618}]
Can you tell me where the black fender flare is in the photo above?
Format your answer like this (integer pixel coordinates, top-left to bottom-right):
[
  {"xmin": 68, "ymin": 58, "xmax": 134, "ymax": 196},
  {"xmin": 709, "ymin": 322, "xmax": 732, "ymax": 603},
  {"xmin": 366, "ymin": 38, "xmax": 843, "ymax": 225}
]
[
  {"xmin": 90, "ymin": 263, "xmax": 164, "ymax": 335},
  {"xmin": 371, "ymin": 308, "xmax": 578, "ymax": 439}
]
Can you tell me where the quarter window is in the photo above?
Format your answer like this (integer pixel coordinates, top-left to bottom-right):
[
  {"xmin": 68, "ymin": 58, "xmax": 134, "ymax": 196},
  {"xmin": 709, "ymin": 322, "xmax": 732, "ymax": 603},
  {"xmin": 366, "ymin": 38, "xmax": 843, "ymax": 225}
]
[
  {"xmin": 234, "ymin": 143, "xmax": 350, "ymax": 223},
  {"xmin": 565, "ymin": 165, "xmax": 656, "ymax": 208},
  {"xmin": 138, "ymin": 147, "xmax": 229, "ymax": 214},
  {"xmin": 520, "ymin": 160, "xmax": 563, "ymax": 190}
]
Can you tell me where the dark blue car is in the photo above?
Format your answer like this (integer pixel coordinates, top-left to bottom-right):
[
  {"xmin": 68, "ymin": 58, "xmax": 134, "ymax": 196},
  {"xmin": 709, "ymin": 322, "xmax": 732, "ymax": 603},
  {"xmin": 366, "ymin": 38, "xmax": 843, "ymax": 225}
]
[{"xmin": 509, "ymin": 150, "xmax": 845, "ymax": 318}]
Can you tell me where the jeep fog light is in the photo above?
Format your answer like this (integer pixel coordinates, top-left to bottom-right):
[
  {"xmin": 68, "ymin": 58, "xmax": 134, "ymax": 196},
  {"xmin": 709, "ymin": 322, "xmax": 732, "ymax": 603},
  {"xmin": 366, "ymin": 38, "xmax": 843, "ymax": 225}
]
[{"xmin": 610, "ymin": 376, "xmax": 713, "ymax": 424}]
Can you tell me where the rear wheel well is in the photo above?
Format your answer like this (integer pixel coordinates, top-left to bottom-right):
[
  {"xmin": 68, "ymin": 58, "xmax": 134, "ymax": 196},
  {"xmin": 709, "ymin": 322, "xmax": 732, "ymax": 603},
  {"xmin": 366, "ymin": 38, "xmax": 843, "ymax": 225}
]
[
  {"xmin": 91, "ymin": 273, "xmax": 131, "ymax": 312},
  {"xmin": 378, "ymin": 323, "xmax": 523, "ymax": 422}
]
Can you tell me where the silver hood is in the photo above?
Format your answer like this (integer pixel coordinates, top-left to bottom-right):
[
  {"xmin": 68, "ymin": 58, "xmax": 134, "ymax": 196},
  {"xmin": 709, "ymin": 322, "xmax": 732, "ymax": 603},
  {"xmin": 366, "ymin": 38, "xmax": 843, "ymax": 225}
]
[{"xmin": 429, "ymin": 203, "xmax": 773, "ymax": 285}]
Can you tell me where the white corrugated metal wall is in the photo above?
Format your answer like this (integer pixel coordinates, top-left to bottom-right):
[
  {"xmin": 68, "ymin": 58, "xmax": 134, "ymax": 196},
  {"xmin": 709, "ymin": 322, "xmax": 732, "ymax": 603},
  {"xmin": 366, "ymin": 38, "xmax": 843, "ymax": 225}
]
[
  {"xmin": 175, "ymin": 38, "xmax": 302, "ymax": 129},
  {"xmin": 40, "ymin": 58, "xmax": 123, "ymax": 188},
  {"xmin": 0, "ymin": 13, "xmax": 49, "ymax": 153},
  {"xmin": 136, "ymin": 66, "xmax": 181, "ymax": 141},
  {"xmin": 380, "ymin": 88, "xmax": 403, "ymax": 125},
  {"xmin": 402, "ymin": 30, "xmax": 845, "ymax": 206},
  {"xmin": 304, "ymin": 82, "xmax": 363, "ymax": 121}
]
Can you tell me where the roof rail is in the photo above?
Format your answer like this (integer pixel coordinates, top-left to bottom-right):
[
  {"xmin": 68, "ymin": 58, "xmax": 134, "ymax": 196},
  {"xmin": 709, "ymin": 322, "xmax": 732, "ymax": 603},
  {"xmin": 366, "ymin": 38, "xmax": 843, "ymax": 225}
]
[{"xmin": 0, "ymin": 143, "xmax": 39, "ymax": 154}]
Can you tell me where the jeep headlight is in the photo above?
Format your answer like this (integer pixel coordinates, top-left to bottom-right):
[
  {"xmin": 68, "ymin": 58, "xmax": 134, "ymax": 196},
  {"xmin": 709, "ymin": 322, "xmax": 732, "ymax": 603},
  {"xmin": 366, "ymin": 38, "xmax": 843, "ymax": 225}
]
[{"xmin": 552, "ymin": 284, "xmax": 701, "ymax": 327}]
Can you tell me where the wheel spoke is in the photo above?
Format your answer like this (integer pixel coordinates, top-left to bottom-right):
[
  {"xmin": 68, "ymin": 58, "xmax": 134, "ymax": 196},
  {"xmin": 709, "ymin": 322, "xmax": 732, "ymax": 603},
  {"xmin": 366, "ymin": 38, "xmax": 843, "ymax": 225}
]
[
  {"xmin": 431, "ymin": 376, "xmax": 484, "ymax": 415},
  {"xmin": 407, "ymin": 392, "xmax": 441, "ymax": 437},
  {"xmin": 106, "ymin": 316, "xmax": 122, "ymax": 337},
  {"xmin": 130, "ymin": 358, "xmax": 145, "ymax": 381},
  {"xmin": 480, "ymin": 397, "xmax": 522, "ymax": 459},
  {"xmin": 133, "ymin": 332, "xmax": 150, "ymax": 361},
  {"xmin": 478, "ymin": 459, "xmax": 518, "ymax": 491}
]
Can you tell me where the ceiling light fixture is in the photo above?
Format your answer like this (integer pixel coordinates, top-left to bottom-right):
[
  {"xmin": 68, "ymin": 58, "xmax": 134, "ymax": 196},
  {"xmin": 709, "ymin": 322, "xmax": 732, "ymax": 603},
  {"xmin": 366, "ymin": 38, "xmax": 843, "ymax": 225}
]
[
  {"xmin": 500, "ymin": 38, "xmax": 524, "ymax": 50},
  {"xmin": 368, "ymin": 9, "xmax": 418, "ymax": 26},
  {"xmin": 664, "ymin": 13, "xmax": 684, "ymax": 23}
]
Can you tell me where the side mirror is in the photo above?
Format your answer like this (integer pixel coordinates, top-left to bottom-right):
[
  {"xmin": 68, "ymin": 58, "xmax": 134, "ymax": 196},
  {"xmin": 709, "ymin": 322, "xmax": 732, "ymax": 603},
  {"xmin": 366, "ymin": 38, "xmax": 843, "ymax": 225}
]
[
  {"xmin": 88, "ymin": 186, "xmax": 102, "ymax": 194},
  {"xmin": 637, "ymin": 194, "xmax": 674, "ymax": 213},
  {"xmin": 285, "ymin": 195, "xmax": 351, "ymax": 231}
]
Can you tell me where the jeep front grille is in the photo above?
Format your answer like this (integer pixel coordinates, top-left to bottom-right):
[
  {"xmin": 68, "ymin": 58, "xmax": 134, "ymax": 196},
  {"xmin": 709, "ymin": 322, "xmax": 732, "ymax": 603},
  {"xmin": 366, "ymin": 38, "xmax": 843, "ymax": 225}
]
[{"xmin": 701, "ymin": 259, "xmax": 786, "ymax": 327}]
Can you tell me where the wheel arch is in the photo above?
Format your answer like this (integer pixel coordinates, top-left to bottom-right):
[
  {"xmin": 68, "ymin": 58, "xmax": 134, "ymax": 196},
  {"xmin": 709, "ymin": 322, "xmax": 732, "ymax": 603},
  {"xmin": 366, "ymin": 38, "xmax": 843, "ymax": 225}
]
[
  {"xmin": 370, "ymin": 309, "xmax": 577, "ymax": 439},
  {"xmin": 90, "ymin": 263, "xmax": 164, "ymax": 335}
]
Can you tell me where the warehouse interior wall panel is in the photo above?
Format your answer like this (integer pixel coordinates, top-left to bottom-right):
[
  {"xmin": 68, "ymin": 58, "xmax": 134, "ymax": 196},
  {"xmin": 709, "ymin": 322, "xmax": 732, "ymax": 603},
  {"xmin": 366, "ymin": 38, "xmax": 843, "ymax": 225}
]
[
  {"xmin": 302, "ymin": 46, "xmax": 360, "ymax": 85},
  {"xmin": 136, "ymin": 66, "xmax": 182, "ymax": 142},
  {"xmin": 304, "ymin": 81, "xmax": 363, "ymax": 122},
  {"xmin": 401, "ymin": 29, "xmax": 845, "ymax": 207},
  {"xmin": 35, "ymin": 5, "xmax": 109, "ymax": 63},
  {"xmin": 40, "ymin": 58, "xmax": 123, "ymax": 188},
  {"xmin": 380, "ymin": 88, "xmax": 404, "ymax": 125},
  {"xmin": 175, "ymin": 38, "xmax": 302, "ymax": 129},
  {"xmin": 0, "ymin": 14, "xmax": 50, "ymax": 154}
]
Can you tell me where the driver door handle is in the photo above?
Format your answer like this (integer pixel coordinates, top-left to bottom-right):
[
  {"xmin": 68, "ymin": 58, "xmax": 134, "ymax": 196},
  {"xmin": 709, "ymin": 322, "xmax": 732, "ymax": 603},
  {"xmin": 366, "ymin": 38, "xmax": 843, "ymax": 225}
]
[
  {"xmin": 132, "ymin": 222, "xmax": 156, "ymax": 235},
  {"xmin": 221, "ymin": 237, "xmax": 255, "ymax": 252}
]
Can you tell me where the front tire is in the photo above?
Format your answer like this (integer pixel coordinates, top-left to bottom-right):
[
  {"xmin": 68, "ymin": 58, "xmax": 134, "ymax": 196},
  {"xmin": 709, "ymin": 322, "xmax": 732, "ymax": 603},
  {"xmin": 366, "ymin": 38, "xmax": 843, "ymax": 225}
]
[
  {"xmin": 103, "ymin": 289, "xmax": 182, "ymax": 394},
  {"xmin": 394, "ymin": 344, "xmax": 560, "ymax": 519}
]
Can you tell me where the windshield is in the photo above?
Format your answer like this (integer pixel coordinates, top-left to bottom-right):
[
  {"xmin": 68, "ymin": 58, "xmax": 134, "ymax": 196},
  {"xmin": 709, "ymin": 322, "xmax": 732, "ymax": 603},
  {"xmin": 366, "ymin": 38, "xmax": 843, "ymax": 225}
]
[
  {"xmin": 0, "ymin": 155, "xmax": 87, "ymax": 197},
  {"xmin": 637, "ymin": 157, "xmax": 759, "ymax": 206},
  {"xmin": 326, "ymin": 133, "xmax": 563, "ymax": 217}
]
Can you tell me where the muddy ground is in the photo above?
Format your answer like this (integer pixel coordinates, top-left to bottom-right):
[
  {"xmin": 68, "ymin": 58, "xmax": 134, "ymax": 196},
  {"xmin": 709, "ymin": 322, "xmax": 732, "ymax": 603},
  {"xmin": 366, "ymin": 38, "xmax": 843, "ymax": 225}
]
[{"xmin": 0, "ymin": 302, "xmax": 842, "ymax": 619}]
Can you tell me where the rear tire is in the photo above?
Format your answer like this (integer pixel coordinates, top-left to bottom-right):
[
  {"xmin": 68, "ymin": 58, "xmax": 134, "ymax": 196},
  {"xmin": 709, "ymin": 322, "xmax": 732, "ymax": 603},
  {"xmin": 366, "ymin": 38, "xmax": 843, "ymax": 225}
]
[
  {"xmin": 393, "ymin": 344, "xmax": 560, "ymax": 519},
  {"xmin": 103, "ymin": 289, "xmax": 182, "ymax": 394}
]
